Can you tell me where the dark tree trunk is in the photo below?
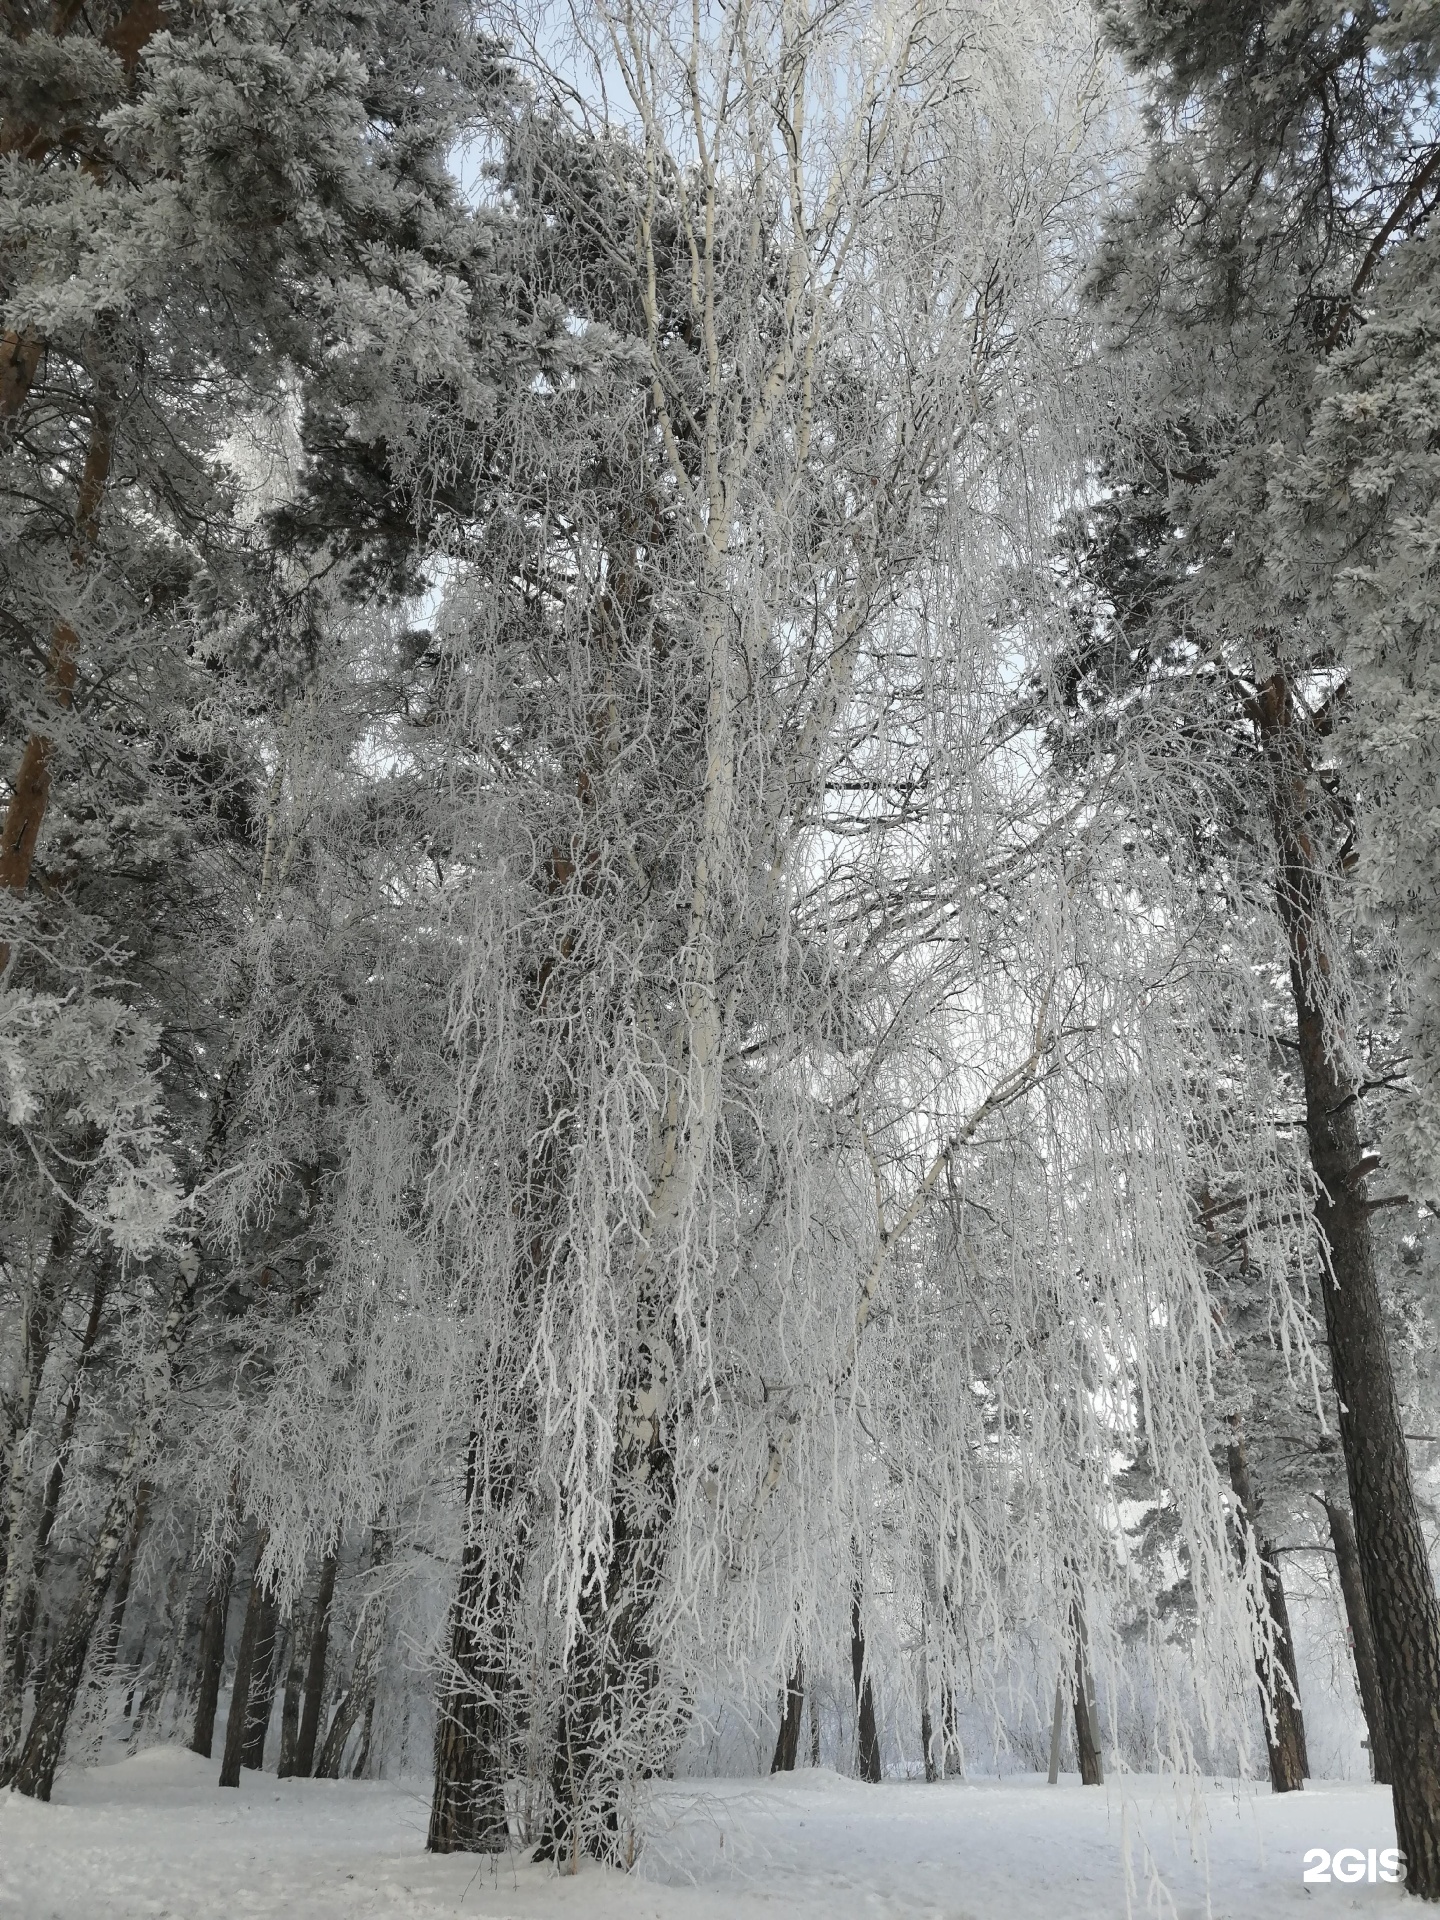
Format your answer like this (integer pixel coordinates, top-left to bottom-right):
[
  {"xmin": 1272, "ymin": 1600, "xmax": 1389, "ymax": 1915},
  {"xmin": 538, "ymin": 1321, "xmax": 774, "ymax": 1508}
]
[
  {"xmin": 918, "ymin": 1573, "xmax": 938, "ymax": 1782},
  {"xmin": 1266, "ymin": 1550, "xmax": 1310, "ymax": 1782},
  {"xmin": 350, "ymin": 1694, "xmax": 376, "ymax": 1779},
  {"xmin": 1070, "ymin": 1599, "xmax": 1103, "ymax": 1787},
  {"xmin": 809, "ymin": 1689, "xmax": 820, "ymax": 1767},
  {"xmin": 0, "ymin": 1201, "xmax": 88, "ymax": 1755},
  {"xmin": 0, "ymin": 1213, "xmax": 70, "ymax": 1583},
  {"xmin": 427, "ymin": 1433, "xmax": 513, "ymax": 1853},
  {"xmin": 294, "ymin": 1549, "xmax": 337, "ymax": 1778},
  {"xmin": 850, "ymin": 1583, "xmax": 882, "ymax": 1783},
  {"xmin": 317, "ymin": 1532, "xmax": 389, "ymax": 1784},
  {"xmin": 36, "ymin": 1262, "xmax": 111, "ymax": 1573},
  {"xmin": 428, "ymin": 1417, "xmax": 531, "ymax": 1855},
  {"xmin": 190, "ymin": 1551, "xmax": 235, "ymax": 1760},
  {"xmin": 0, "ymin": 1258, "xmax": 112, "ymax": 1783},
  {"xmin": 95, "ymin": 1482, "xmax": 150, "ymax": 1679},
  {"xmin": 10, "ymin": 1259, "xmax": 193, "ymax": 1799},
  {"xmin": 770, "ymin": 1655, "xmax": 805, "ymax": 1773},
  {"xmin": 941, "ymin": 1679, "xmax": 961, "ymax": 1777},
  {"xmin": 9, "ymin": 1470, "xmax": 136, "ymax": 1798},
  {"xmin": 1227, "ymin": 1430, "xmax": 1306, "ymax": 1793},
  {"xmin": 1326, "ymin": 1495, "xmax": 1394, "ymax": 1786},
  {"xmin": 122, "ymin": 1627, "xmax": 148, "ymax": 1720},
  {"xmin": 316, "ymin": 1676, "xmax": 369, "ymax": 1779},
  {"xmin": 240, "ymin": 1593, "xmax": 280, "ymax": 1771},
  {"xmin": 1258, "ymin": 679, "xmax": 1440, "ymax": 1888},
  {"xmin": 219, "ymin": 1527, "xmax": 270, "ymax": 1789},
  {"xmin": 277, "ymin": 1603, "xmax": 306, "ymax": 1779},
  {"xmin": 535, "ymin": 1422, "xmax": 670, "ymax": 1869}
]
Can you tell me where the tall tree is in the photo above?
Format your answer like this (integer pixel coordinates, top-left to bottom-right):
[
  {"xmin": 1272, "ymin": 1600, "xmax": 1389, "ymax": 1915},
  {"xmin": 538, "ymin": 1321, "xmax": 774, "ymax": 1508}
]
[{"xmin": 1079, "ymin": 0, "xmax": 1440, "ymax": 1888}]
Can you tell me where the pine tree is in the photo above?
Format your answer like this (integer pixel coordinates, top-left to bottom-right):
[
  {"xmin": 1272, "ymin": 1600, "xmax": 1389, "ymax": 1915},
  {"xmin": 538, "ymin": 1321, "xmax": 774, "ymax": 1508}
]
[{"xmin": 1080, "ymin": 0, "xmax": 1440, "ymax": 1887}]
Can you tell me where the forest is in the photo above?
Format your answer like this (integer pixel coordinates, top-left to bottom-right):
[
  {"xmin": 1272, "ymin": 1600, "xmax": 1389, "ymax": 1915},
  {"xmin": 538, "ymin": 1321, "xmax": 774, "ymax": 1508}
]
[{"xmin": 2, "ymin": 1, "xmax": 1440, "ymax": 1913}]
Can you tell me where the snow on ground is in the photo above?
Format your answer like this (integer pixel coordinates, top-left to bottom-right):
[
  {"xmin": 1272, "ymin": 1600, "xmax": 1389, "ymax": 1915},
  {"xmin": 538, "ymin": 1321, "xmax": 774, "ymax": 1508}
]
[{"xmin": 0, "ymin": 1746, "xmax": 1409, "ymax": 1919}]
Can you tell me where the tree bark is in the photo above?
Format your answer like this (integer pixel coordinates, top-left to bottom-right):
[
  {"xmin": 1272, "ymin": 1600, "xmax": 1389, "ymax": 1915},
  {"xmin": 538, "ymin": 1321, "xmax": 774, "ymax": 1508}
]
[
  {"xmin": 350, "ymin": 1694, "xmax": 376, "ymax": 1780},
  {"xmin": 1070, "ymin": 1600, "xmax": 1104, "ymax": 1787},
  {"xmin": 0, "ymin": 1205, "xmax": 79, "ymax": 1580},
  {"xmin": 850, "ymin": 1583, "xmax": 882, "ymax": 1784},
  {"xmin": 536, "ymin": 1442, "xmax": 670, "ymax": 1867},
  {"xmin": 0, "ymin": 400, "xmax": 111, "ymax": 969},
  {"xmin": 0, "ymin": 1257, "xmax": 112, "ymax": 1768},
  {"xmin": 0, "ymin": 1222, "xmax": 88, "ymax": 1778},
  {"xmin": 1047, "ymin": 1675, "xmax": 1065, "ymax": 1785},
  {"xmin": 428, "ymin": 1420, "xmax": 525, "ymax": 1854},
  {"xmin": 9, "ymin": 1263, "xmax": 193, "ymax": 1800},
  {"xmin": 0, "ymin": 329, "xmax": 42, "ymax": 421},
  {"xmin": 293, "ymin": 1548, "xmax": 337, "ymax": 1778},
  {"xmin": 190, "ymin": 1551, "xmax": 235, "ymax": 1760},
  {"xmin": 316, "ymin": 1537, "xmax": 387, "ymax": 1783},
  {"xmin": 96, "ymin": 1484, "xmax": 150, "ymax": 1675},
  {"xmin": 920, "ymin": 1675, "xmax": 937, "ymax": 1784},
  {"xmin": 277, "ymin": 1603, "xmax": 306, "ymax": 1779},
  {"xmin": 1258, "ymin": 678, "xmax": 1440, "ymax": 1886},
  {"xmin": 240, "ymin": 1592, "xmax": 280, "ymax": 1772},
  {"xmin": 219, "ymin": 1527, "xmax": 270, "ymax": 1789},
  {"xmin": 771, "ymin": 1655, "xmax": 805, "ymax": 1774},
  {"xmin": 1326, "ymin": 1495, "xmax": 1394, "ymax": 1785},
  {"xmin": 941, "ymin": 1678, "xmax": 962, "ymax": 1776},
  {"xmin": 1227, "ymin": 1430, "xmax": 1306, "ymax": 1792},
  {"xmin": 9, "ymin": 1476, "xmax": 130, "ymax": 1798}
]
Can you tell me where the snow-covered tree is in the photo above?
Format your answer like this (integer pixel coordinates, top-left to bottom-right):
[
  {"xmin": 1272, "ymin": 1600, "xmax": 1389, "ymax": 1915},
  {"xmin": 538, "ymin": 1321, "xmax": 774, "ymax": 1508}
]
[{"xmin": 1073, "ymin": 0, "xmax": 1440, "ymax": 1887}]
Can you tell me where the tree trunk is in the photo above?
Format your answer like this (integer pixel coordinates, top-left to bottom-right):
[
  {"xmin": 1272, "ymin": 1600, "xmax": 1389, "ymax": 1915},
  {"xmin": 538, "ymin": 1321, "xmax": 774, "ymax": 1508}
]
[
  {"xmin": 0, "ymin": 1246, "xmax": 103, "ymax": 1778},
  {"xmin": 535, "ymin": 1426, "xmax": 670, "ymax": 1868},
  {"xmin": 96, "ymin": 1483, "xmax": 150, "ymax": 1678},
  {"xmin": 5, "ymin": 1224, "xmax": 193, "ymax": 1801},
  {"xmin": 0, "ymin": 401, "xmax": 111, "ymax": 969},
  {"xmin": 315, "ymin": 1684, "xmax": 363, "ymax": 1780},
  {"xmin": 809, "ymin": 1688, "xmax": 820, "ymax": 1767},
  {"xmin": 350, "ymin": 1694, "xmax": 376, "ymax": 1780},
  {"xmin": 428, "ymin": 1417, "xmax": 528, "ymax": 1854},
  {"xmin": 1047, "ymin": 1674, "xmax": 1065, "ymax": 1785},
  {"xmin": 1326, "ymin": 1495, "xmax": 1394, "ymax": 1786},
  {"xmin": 0, "ymin": 328, "xmax": 42, "ymax": 421},
  {"xmin": 850, "ymin": 1583, "xmax": 882, "ymax": 1783},
  {"xmin": 219, "ymin": 1527, "xmax": 270, "ymax": 1789},
  {"xmin": 190, "ymin": 1551, "xmax": 235, "ymax": 1760},
  {"xmin": 240, "ymin": 1593, "xmax": 280, "ymax": 1772},
  {"xmin": 941, "ymin": 1678, "xmax": 962, "ymax": 1776},
  {"xmin": 9, "ymin": 1471, "xmax": 134, "ymax": 1798},
  {"xmin": 79, "ymin": 1481, "xmax": 151, "ymax": 1744},
  {"xmin": 0, "ymin": 1201, "xmax": 85, "ymax": 1590},
  {"xmin": 277, "ymin": 1603, "xmax": 307, "ymax": 1779},
  {"xmin": 1265, "ymin": 1548, "xmax": 1310, "ymax": 1782},
  {"xmin": 317, "ymin": 1539, "xmax": 388, "ymax": 1784},
  {"xmin": 293, "ymin": 1548, "xmax": 337, "ymax": 1778},
  {"xmin": 1259, "ymin": 678, "xmax": 1440, "ymax": 1886},
  {"xmin": 1227, "ymin": 1429, "xmax": 1306, "ymax": 1792},
  {"xmin": 1070, "ymin": 1600, "xmax": 1103, "ymax": 1787},
  {"xmin": 771, "ymin": 1655, "xmax": 805, "ymax": 1773},
  {"xmin": 920, "ymin": 1680, "xmax": 937, "ymax": 1784}
]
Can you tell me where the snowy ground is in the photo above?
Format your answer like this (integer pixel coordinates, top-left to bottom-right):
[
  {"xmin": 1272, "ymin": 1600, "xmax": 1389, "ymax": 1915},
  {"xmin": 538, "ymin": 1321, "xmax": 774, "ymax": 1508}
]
[{"xmin": 0, "ymin": 1746, "xmax": 1409, "ymax": 1919}]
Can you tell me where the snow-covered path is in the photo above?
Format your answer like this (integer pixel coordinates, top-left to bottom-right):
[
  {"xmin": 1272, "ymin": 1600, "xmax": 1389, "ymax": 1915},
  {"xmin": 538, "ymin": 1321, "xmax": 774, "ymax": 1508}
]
[{"xmin": 0, "ymin": 1747, "xmax": 1408, "ymax": 1919}]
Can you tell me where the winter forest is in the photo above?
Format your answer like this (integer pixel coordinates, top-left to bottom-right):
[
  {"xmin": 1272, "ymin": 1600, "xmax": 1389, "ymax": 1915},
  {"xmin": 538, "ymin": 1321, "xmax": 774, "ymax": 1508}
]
[{"xmin": 2, "ymin": 1, "xmax": 1440, "ymax": 1915}]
